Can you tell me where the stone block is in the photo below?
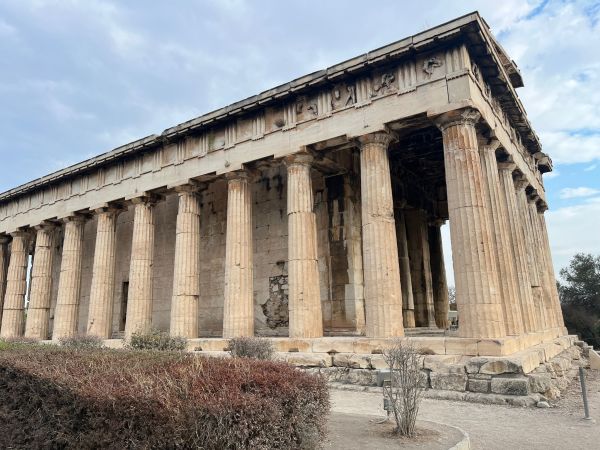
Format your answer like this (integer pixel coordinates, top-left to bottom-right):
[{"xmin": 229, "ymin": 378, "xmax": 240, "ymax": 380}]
[
  {"xmin": 467, "ymin": 378, "xmax": 489, "ymax": 393},
  {"xmin": 465, "ymin": 357, "xmax": 488, "ymax": 374},
  {"xmin": 490, "ymin": 377, "xmax": 530, "ymax": 396},
  {"xmin": 423, "ymin": 354, "xmax": 462, "ymax": 371},
  {"xmin": 408, "ymin": 337, "xmax": 446, "ymax": 355},
  {"xmin": 479, "ymin": 359, "xmax": 521, "ymax": 375},
  {"xmin": 476, "ymin": 339, "xmax": 504, "ymax": 356},
  {"xmin": 445, "ymin": 338, "xmax": 478, "ymax": 356},
  {"xmin": 590, "ymin": 349, "xmax": 600, "ymax": 370},
  {"xmin": 528, "ymin": 373, "xmax": 553, "ymax": 394},
  {"xmin": 332, "ymin": 353, "xmax": 371, "ymax": 369},
  {"xmin": 430, "ymin": 372, "xmax": 467, "ymax": 391},
  {"xmin": 271, "ymin": 338, "xmax": 311, "ymax": 353},
  {"xmin": 369, "ymin": 354, "xmax": 388, "ymax": 370},
  {"xmin": 286, "ymin": 353, "xmax": 332, "ymax": 367},
  {"xmin": 312, "ymin": 338, "xmax": 355, "ymax": 354},
  {"xmin": 352, "ymin": 338, "xmax": 389, "ymax": 354}
]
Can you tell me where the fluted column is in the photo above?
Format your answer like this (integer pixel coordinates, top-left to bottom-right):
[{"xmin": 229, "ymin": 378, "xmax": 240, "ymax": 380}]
[
  {"xmin": 405, "ymin": 208, "xmax": 436, "ymax": 328},
  {"xmin": 86, "ymin": 206, "xmax": 121, "ymax": 338},
  {"xmin": 479, "ymin": 141, "xmax": 524, "ymax": 336},
  {"xmin": 528, "ymin": 194, "xmax": 555, "ymax": 329},
  {"xmin": 358, "ymin": 132, "xmax": 404, "ymax": 338},
  {"xmin": 515, "ymin": 180, "xmax": 544, "ymax": 331},
  {"xmin": 435, "ymin": 108, "xmax": 504, "ymax": 338},
  {"xmin": 24, "ymin": 223, "xmax": 56, "ymax": 339},
  {"xmin": 537, "ymin": 203, "xmax": 565, "ymax": 330},
  {"xmin": 0, "ymin": 236, "xmax": 10, "ymax": 330},
  {"xmin": 53, "ymin": 215, "xmax": 86, "ymax": 340},
  {"xmin": 125, "ymin": 196, "xmax": 156, "ymax": 339},
  {"xmin": 0, "ymin": 231, "xmax": 30, "ymax": 338},
  {"xmin": 429, "ymin": 220, "xmax": 449, "ymax": 329},
  {"xmin": 170, "ymin": 184, "xmax": 201, "ymax": 338},
  {"xmin": 396, "ymin": 210, "xmax": 415, "ymax": 328},
  {"xmin": 286, "ymin": 153, "xmax": 323, "ymax": 338},
  {"xmin": 497, "ymin": 162, "xmax": 537, "ymax": 333}
]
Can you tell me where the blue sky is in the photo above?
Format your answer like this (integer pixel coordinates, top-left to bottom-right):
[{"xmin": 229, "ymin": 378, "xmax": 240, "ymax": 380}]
[{"xmin": 0, "ymin": 0, "xmax": 598, "ymax": 283}]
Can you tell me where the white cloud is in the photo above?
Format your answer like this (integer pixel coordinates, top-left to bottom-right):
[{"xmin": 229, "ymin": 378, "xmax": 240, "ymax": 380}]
[
  {"xmin": 559, "ymin": 187, "xmax": 600, "ymax": 199},
  {"xmin": 584, "ymin": 164, "xmax": 597, "ymax": 171}
]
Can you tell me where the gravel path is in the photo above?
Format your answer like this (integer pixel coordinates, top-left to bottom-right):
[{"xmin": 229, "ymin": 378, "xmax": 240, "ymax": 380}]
[{"xmin": 330, "ymin": 369, "xmax": 600, "ymax": 449}]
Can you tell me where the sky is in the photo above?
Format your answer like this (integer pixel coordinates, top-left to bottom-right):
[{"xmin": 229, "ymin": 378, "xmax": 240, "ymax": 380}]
[{"xmin": 0, "ymin": 0, "xmax": 598, "ymax": 284}]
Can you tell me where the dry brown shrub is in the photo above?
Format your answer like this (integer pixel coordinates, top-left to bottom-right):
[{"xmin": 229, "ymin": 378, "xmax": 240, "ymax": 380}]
[{"xmin": 0, "ymin": 346, "xmax": 329, "ymax": 449}]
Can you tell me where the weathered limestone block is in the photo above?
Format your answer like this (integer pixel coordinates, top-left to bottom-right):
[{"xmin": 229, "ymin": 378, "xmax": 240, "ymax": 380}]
[
  {"xmin": 286, "ymin": 352, "xmax": 332, "ymax": 367},
  {"xmin": 423, "ymin": 354, "xmax": 463, "ymax": 371},
  {"xmin": 490, "ymin": 377, "xmax": 530, "ymax": 396},
  {"xmin": 223, "ymin": 173, "xmax": 254, "ymax": 338},
  {"xmin": 286, "ymin": 153, "xmax": 323, "ymax": 338},
  {"xmin": 358, "ymin": 132, "xmax": 403, "ymax": 338},
  {"xmin": 467, "ymin": 378, "xmax": 490, "ymax": 393},
  {"xmin": 0, "ymin": 231, "xmax": 30, "ymax": 338},
  {"xmin": 528, "ymin": 373, "xmax": 554, "ymax": 394},
  {"xmin": 87, "ymin": 207, "xmax": 120, "ymax": 338},
  {"xmin": 25, "ymin": 224, "xmax": 56, "ymax": 340},
  {"xmin": 332, "ymin": 353, "xmax": 371, "ymax": 369},
  {"xmin": 312, "ymin": 337, "xmax": 355, "ymax": 354},
  {"xmin": 430, "ymin": 372, "xmax": 467, "ymax": 391},
  {"xmin": 53, "ymin": 216, "xmax": 86, "ymax": 340},
  {"xmin": 479, "ymin": 140, "xmax": 524, "ymax": 336},
  {"xmin": 125, "ymin": 197, "xmax": 156, "ymax": 339},
  {"xmin": 479, "ymin": 359, "xmax": 521, "ymax": 376},
  {"xmin": 369, "ymin": 354, "xmax": 388, "ymax": 370},
  {"xmin": 435, "ymin": 108, "xmax": 504, "ymax": 339}
]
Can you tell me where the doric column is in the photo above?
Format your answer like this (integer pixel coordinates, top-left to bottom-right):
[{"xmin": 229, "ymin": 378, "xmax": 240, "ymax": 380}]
[
  {"xmin": 395, "ymin": 210, "xmax": 415, "ymax": 328},
  {"xmin": 435, "ymin": 108, "xmax": 504, "ymax": 338},
  {"xmin": 223, "ymin": 172, "xmax": 254, "ymax": 338},
  {"xmin": 0, "ymin": 236, "xmax": 10, "ymax": 330},
  {"xmin": 497, "ymin": 162, "xmax": 537, "ymax": 333},
  {"xmin": 528, "ymin": 194, "xmax": 555, "ymax": 329},
  {"xmin": 515, "ymin": 180, "xmax": 543, "ymax": 331},
  {"xmin": 24, "ymin": 223, "xmax": 56, "ymax": 339},
  {"xmin": 125, "ymin": 196, "xmax": 157, "ymax": 339},
  {"xmin": 170, "ymin": 184, "xmax": 201, "ymax": 338},
  {"xmin": 537, "ymin": 203, "xmax": 565, "ymax": 329},
  {"xmin": 86, "ymin": 206, "xmax": 121, "ymax": 338},
  {"xmin": 52, "ymin": 215, "xmax": 86, "ymax": 340},
  {"xmin": 286, "ymin": 153, "xmax": 323, "ymax": 338},
  {"xmin": 358, "ymin": 132, "xmax": 403, "ymax": 338},
  {"xmin": 405, "ymin": 208, "xmax": 436, "ymax": 328},
  {"xmin": 479, "ymin": 140, "xmax": 524, "ymax": 336},
  {"xmin": 429, "ymin": 220, "xmax": 449, "ymax": 329},
  {"xmin": 0, "ymin": 231, "xmax": 30, "ymax": 338}
]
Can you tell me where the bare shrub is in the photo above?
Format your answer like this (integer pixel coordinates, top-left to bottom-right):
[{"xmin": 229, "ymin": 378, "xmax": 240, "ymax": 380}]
[
  {"xmin": 418, "ymin": 347, "xmax": 435, "ymax": 355},
  {"xmin": 0, "ymin": 336, "xmax": 40, "ymax": 346},
  {"xmin": 0, "ymin": 346, "xmax": 329, "ymax": 449},
  {"xmin": 383, "ymin": 339, "xmax": 423, "ymax": 437},
  {"xmin": 127, "ymin": 328, "xmax": 187, "ymax": 351},
  {"xmin": 229, "ymin": 336, "xmax": 275, "ymax": 360},
  {"xmin": 59, "ymin": 334, "xmax": 104, "ymax": 349}
]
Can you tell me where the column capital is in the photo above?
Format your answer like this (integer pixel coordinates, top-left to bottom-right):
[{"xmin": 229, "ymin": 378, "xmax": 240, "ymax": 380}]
[
  {"xmin": 478, "ymin": 137, "xmax": 502, "ymax": 154},
  {"xmin": 429, "ymin": 218, "xmax": 446, "ymax": 227},
  {"xmin": 167, "ymin": 179, "xmax": 203, "ymax": 194},
  {"xmin": 537, "ymin": 200, "xmax": 549, "ymax": 213},
  {"xmin": 33, "ymin": 221, "xmax": 58, "ymax": 232},
  {"xmin": 497, "ymin": 161, "xmax": 517, "ymax": 172},
  {"xmin": 59, "ymin": 213, "xmax": 89, "ymax": 224},
  {"xmin": 125, "ymin": 192, "xmax": 163, "ymax": 205},
  {"xmin": 224, "ymin": 169, "xmax": 251, "ymax": 183},
  {"xmin": 528, "ymin": 193, "xmax": 540, "ymax": 204},
  {"xmin": 9, "ymin": 229, "xmax": 32, "ymax": 239},
  {"xmin": 434, "ymin": 107, "xmax": 481, "ymax": 132},
  {"xmin": 0, "ymin": 234, "xmax": 10, "ymax": 245},
  {"xmin": 90, "ymin": 202, "xmax": 125, "ymax": 215},
  {"xmin": 514, "ymin": 176, "xmax": 529, "ymax": 192},
  {"xmin": 284, "ymin": 151, "xmax": 314, "ymax": 167},
  {"xmin": 356, "ymin": 130, "xmax": 396, "ymax": 147}
]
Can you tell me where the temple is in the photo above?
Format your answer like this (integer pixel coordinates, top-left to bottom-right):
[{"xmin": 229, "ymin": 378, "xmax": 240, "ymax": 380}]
[{"xmin": 0, "ymin": 13, "xmax": 568, "ymax": 367}]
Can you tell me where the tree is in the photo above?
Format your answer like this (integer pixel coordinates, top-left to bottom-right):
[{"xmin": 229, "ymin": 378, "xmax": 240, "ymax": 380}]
[
  {"xmin": 448, "ymin": 286, "xmax": 457, "ymax": 311},
  {"xmin": 558, "ymin": 253, "xmax": 600, "ymax": 348}
]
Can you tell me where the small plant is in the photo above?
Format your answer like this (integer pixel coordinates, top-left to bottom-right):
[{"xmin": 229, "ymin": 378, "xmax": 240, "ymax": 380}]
[
  {"xmin": 59, "ymin": 334, "xmax": 104, "ymax": 349},
  {"xmin": 228, "ymin": 336, "xmax": 274, "ymax": 360},
  {"xmin": 128, "ymin": 328, "xmax": 187, "ymax": 351},
  {"xmin": 383, "ymin": 339, "xmax": 424, "ymax": 437},
  {"xmin": 418, "ymin": 347, "xmax": 435, "ymax": 355},
  {"xmin": 0, "ymin": 336, "xmax": 40, "ymax": 346}
]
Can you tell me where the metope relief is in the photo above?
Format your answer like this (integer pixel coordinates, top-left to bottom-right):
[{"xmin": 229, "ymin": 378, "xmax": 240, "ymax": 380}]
[
  {"xmin": 371, "ymin": 72, "xmax": 397, "ymax": 97},
  {"xmin": 330, "ymin": 82, "xmax": 356, "ymax": 110}
]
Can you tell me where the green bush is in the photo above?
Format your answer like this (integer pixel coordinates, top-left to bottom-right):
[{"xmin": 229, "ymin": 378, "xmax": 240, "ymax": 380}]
[
  {"xmin": 59, "ymin": 333, "xmax": 104, "ymax": 349},
  {"xmin": 0, "ymin": 346, "xmax": 330, "ymax": 449},
  {"xmin": 0, "ymin": 336, "xmax": 40, "ymax": 347},
  {"xmin": 229, "ymin": 336, "xmax": 275, "ymax": 360},
  {"xmin": 127, "ymin": 328, "xmax": 187, "ymax": 351}
]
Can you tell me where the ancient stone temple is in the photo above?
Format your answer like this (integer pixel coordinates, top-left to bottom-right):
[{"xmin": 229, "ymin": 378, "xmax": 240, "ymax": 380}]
[{"xmin": 0, "ymin": 14, "xmax": 575, "ymax": 395}]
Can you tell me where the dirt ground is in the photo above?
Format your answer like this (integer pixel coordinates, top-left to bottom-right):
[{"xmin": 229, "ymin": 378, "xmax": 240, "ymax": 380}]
[{"xmin": 330, "ymin": 369, "xmax": 600, "ymax": 450}]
